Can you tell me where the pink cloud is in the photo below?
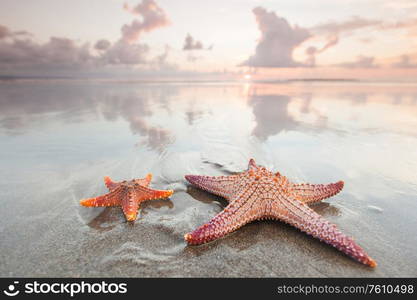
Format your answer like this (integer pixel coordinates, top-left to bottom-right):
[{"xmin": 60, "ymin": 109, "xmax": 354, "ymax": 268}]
[
  {"xmin": 0, "ymin": 1, "xmax": 171, "ymax": 71},
  {"xmin": 0, "ymin": 34, "xmax": 93, "ymax": 67},
  {"xmin": 150, "ymin": 45, "xmax": 177, "ymax": 71},
  {"xmin": 392, "ymin": 55, "xmax": 417, "ymax": 68},
  {"xmin": 101, "ymin": 41, "xmax": 149, "ymax": 65},
  {"xmin": 337, "ymin": 55, "xmax": 379, "ymax": 68},
  {"xmin": 94, "ymin": 39, "xmax": 111, "ymax": 51},
  {"xmin": 242, "ymin": 7, "xmax": 311, "ymax": 68},
  {"xmin": 379, "ymin": 19, "xmax": 417, "ymax": 31},
  {"xmin": 122, "ymin": 0, "xmax": 170, "ymax": 43},
  {"xmin": 103, "ymin": 0, "xmax": 170, "ymax": 65},
  {"xmin": 0, "ymin": 24, "xmax": 31, "ymax": 40},
  {"xmin": 183, "ymin": 34, "xmax": 203, "ymax": 51},
  {"xmin": 305, "ymin": 35, "xmax": 338, "ymax": 66},
  {"xmin": 0, "ymin": 25, "xmax": 10, "ymax": 39},
  {"xmin": 242, "ymin": 9, "xmax": 416, "ymax": 69},
  {"xmin": 312, "ymin": 16, "xmax": 381, "ymax": 35}
]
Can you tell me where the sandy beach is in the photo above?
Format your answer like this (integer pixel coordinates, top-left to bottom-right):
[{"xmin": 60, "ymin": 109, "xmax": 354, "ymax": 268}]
[{"xmin": 0, "ymin": 80, "xmax": 416, "ymax": 277}]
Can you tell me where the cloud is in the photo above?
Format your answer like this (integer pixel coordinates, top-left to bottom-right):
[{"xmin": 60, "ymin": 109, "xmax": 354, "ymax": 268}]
[
  {"xmin": 308, "ymin": 15, "xmax": 417, "ymax": 68},
  {"xmin": 122, "ymin": 0, "xmax": 170, "ymax": 43},
  {"xmin": 0, "ymin": 25, "xmax": 10, "ymax": 39},
  {"xmin": 182, "ymin": 34, "xmax": 212, "ymax": 63},
  {"xmin": 0, "ymin": 25, "xmax": 31, "ymax": 40},
  {"xmin": 0, "ymin": 25, "xmax": 97, "ymax": 69},
  {"xmin": 242, "ymin": 8, "xmax": 384, "ymax": 69},
  {"xmin": 183, "ymin": 34, "xmax": 205, "ymax": 51},
  {"xmin": 337, "ymin": 55, "xmax": 379, "ymax": 68},
  {"xmin": 42, "ymin": 37, "xmax": 92, "ymax": 65},
  {"xmin": 305, "ymin": 16, "xmax": 380, "ymax": 66},
  {"xmin": 313, "ymin": 14, "xmax": 417, "ymax": 37},
  {"xmin": 150, "ymin": 45, "xmax": 178, "ymax": 71},
  {"xmin": 305, "ymin": 35, "xmax": 338, "ymax": 66},
  {"xmin": 101, "ymin": 0, "xmax": 169, "ymax": 65},
  {"xmin": 94, "ymin": 39, "xmax": 111, "ymax": 51},
  {"xmin": 392, "ymin": 54, "xmax": 417, "ymax": 68},
  {"xmin": 0, "ymin": 1, "xmax": 171, "ymax": 72},
  {"xmin": 155, "ymin": 45, "xmax": 170, "ymax": 64},
  {"xmin": 319, "ymin": 35, "xmax": 339, "ymax": 52},
  {"xmin": 186, "ymin": 53, "xmax": 202, "ymax": 62},
  {"xmin": 100, "ymin": 40, "xmax": 149, "ymax": 65},
  {"xmin": 312, "ymin": 16, "xmax": 381, "ymax": 35},
  {"xmin": 379, "ymin": 18, "xmax": 417, "ymax": 34},
  {"xmin": 242, "ymin": 7, "xmax": 311, "ymax": 68},
  {"xmin": 313, "ymin": 15, "xmax": 417, "ymax": 38},
  {"xmin": 0, "ymin": 35, "xmax": 93, "ymax": 68}
]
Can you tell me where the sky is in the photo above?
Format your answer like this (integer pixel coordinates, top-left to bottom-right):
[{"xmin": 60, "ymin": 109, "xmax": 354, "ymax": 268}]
[{"xmin": 1, "ymin": 0, "xmax": 417, "ymax": 80}]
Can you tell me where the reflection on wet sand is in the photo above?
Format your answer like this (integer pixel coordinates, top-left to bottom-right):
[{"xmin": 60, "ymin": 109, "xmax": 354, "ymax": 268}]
[
  {"xmin": 248, "ymin": 91, "xmax": 335, "ymax": 142},
  {"xmin": 1, "ymin": 81, "xmax": 417, "ymax": 277},
  {"xmin": 185, "ymin": 110, "xmax": 204, "ymax": 125},
  {"xmin": 249, "ymin": 94, "xmax": 298, "ymax": 140},
  {"xmin": 0, "ymin": 83, "xmax": 176, "ymax": 152},
  {"xmin": 99, "ymin": 91, "xmax": 175, "ymax": 153},
  {"xmin": 87, "ymin": 198, "xmax": 174, "ymax": 231},
  {"xmin": 2, "ymin": 81, "xmax": 417, "ymax": 148},
  {"xmin": 309, "ymin": 202, "xmax": 341, "ymax": 217},
  {"xmin": 87, "ymin": 208, "xmax": 123, "ymax": 232},
  {"xmin": 186, "ymin": 185, "xmax": 227, "ymax": 206},
  {"xmin": 141, "ymin": 198, "xmax": 174, "ymax": 211}
]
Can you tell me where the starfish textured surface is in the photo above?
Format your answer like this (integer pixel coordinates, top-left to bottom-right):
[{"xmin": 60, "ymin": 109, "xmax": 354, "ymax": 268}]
[
  {"xmin": 80, "ymin": 174, "xmax": 173, "ymax": 222},
  {"xmin": 184, "ymin": 159, "xmax": 376, "ymax": 267}
]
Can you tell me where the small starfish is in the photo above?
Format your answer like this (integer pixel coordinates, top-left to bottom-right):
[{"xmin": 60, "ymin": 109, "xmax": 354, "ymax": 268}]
[
  {"xmin": 80, "ymin": 174, "xmax": 173, "ymax": 222},
  {"xmin": 184, "ymin": 159, "xmax": 376, "ymax": 267}
]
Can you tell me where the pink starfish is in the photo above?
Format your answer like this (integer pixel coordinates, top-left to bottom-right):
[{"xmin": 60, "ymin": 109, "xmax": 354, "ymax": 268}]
[{"xmin": 184, "ymin": 159, "xmax": 376, "ymax": 267}]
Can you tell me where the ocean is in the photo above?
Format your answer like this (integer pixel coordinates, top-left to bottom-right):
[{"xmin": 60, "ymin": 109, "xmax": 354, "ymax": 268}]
[{"xmin": 0, "ymin": 79, "xmax": 416, "ymax": 276}]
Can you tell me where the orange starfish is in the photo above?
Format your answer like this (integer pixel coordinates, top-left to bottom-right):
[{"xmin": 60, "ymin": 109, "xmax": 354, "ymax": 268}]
[
  {"xmin": 80, "ymin": 174, "xmax": 173, "ymax": 222},
  {"xmin": 184, "ymin": 159, "xmax": 376, "ymax": 267}
]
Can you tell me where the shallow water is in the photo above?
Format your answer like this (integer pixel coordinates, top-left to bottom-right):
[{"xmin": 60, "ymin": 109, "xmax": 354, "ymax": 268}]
[{"xmin": 0, "ymin": 80, "xmax": 416, "ymax": 277}]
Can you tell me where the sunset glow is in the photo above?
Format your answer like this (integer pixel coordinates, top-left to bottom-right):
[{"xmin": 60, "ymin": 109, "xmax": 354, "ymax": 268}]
[{"xmin": 1, "ymin": 0, "xmax": 417, "ymax": 80}]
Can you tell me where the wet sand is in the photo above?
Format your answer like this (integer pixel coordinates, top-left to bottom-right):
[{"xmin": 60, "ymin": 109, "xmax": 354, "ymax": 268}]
[{"xmin": 0, "ymin": 80, "xmax": 416, "ymax": 277}]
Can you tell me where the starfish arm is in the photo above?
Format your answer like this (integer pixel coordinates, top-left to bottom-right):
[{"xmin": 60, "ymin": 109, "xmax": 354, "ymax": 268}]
[
  {"xmin": 121, "ymin": 189, "xmax": 140, "ymax": 222},
  {"xmin": 134, "ymin": 184, "xmax": 174, "ymax": 201},
  {"xmin": 248, "ymin": 158, "xmax": 258, "ymax": 171},
  {"xmin": 134, "ymin": 173, "xmax": 152, "ymax": 187},
  {"xmin": 121, "ymin": 185, "xmax": 174, "ymax": 222},
  {"xmin": 105, "ymin": 174, "xmax": 152, "ymax": 191},
  {"xmin": 292, "ymin": 181, "xmax": 344, "ymax": 204},
  {"xmin": 80, "ymin": 188, "xmax": 122, "ymax": 207},
  {"xmin": 185, "ymin": 174, "xmax": 239, "ymax": 200},
  {"xmin": 184, "ymin": 190, "xmax": 261, "ymax": 245},
  {"xmin": 104, "ymin": 176, "xmax": 121, "ymax": 191},
  {"xmin": 271, "ymin": 195, "xmax": 376, "ymax": 267}
]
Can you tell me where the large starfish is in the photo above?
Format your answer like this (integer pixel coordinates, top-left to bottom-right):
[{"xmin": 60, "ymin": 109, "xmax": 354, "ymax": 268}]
[
  {"xmin": 80, "ymin": 174, "xmax": 173, "ymax": 222},
  {"xmin": 184, "ymin": 159, "xmax": 376, "ymax": 267}
]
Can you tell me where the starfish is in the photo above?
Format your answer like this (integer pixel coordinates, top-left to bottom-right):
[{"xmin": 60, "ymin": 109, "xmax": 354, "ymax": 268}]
[
  {"xmin": 184, "ymin": 159, "xmax": 376, "ymax": 267},
  {"xmin": 80, "ymin": 174, "xmax": 173, "ymax": 222}
]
